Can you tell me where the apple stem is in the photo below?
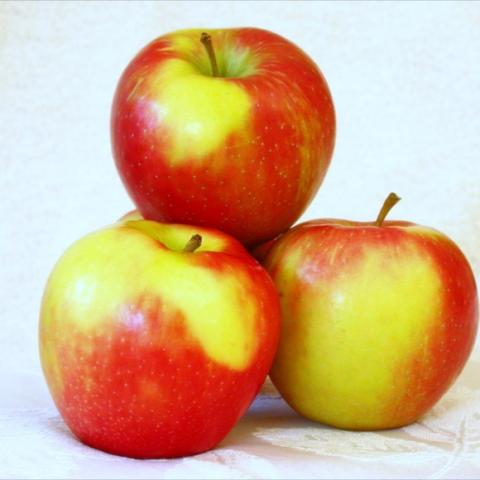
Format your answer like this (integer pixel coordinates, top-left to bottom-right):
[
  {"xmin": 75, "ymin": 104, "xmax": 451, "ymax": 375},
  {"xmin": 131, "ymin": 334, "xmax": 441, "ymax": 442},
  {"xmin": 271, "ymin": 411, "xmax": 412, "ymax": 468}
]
[
  {"xmin": 183, "ymin": 234, "xmax": 202, "ymax": 253},
  {"xmin": 375, "ymin": 192, "xmax": 401, "ymax": 227},
  {"xmin": 200, "ymin": 32, "xmax": 219, "ymax": 77}
]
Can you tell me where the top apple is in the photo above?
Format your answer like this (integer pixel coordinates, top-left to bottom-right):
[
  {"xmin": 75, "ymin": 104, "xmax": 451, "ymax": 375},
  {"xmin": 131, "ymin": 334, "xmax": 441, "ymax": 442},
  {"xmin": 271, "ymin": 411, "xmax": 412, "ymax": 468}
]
[{"xmin": 111, "ymin": 28, "xmax": 335, "ymax": 246}]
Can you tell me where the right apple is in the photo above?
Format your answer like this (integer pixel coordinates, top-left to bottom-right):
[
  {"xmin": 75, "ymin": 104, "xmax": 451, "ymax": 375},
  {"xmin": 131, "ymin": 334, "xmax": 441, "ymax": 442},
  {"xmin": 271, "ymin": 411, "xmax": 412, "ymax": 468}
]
[{"xmin": 262, "ymin": 193, "xmax": 478, "ymax": 430}]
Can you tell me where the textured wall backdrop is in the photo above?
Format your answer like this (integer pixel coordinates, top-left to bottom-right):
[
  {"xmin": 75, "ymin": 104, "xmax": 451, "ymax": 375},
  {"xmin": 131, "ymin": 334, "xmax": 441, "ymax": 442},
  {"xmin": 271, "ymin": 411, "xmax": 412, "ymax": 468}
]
[{"xmin": 1, "ymin": 1, "xmax": 479, "ymax": 375}]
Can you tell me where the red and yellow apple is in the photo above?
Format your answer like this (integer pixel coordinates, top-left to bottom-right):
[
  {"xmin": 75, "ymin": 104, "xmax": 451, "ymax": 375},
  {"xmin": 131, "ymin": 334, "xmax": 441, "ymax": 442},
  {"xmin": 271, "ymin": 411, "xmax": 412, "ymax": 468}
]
[
  {"xmin": 111, "ymin": 27, "xmax": 335, "ymax": 246},
  {"xmin": 39, "ymin": 219, "xmax": 280, "ymax": 458},
  {"xmin": 262, "ymin": 193, "xmax": 478, "ymax": 430}
]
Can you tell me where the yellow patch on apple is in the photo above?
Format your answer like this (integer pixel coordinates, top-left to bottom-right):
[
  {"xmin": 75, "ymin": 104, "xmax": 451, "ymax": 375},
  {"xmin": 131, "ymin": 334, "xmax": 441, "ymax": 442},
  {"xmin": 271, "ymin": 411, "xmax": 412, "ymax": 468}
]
[
  {"xmin": 275, "ymin": 245, "xmax": 442, "ymax": 427},
  {"xmin": 147, "ymin": 58, "xmax": 252, "ymax": 165},
  {"xmin": 41, "ymin": 224, "xmax": 260, "ymax": 371}
]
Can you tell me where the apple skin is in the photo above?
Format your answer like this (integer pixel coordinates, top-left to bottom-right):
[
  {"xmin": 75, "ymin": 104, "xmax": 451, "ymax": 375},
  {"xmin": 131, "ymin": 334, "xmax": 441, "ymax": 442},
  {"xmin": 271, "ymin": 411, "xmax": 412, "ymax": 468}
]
[
  {"xmin": 111, "ymin": 28, "xmax": 335, "ymax": 246},
  {"xmin": 39, "ymin": 219, "xmax": 280, "ymax": 458},
  {"xmin": 262, "ymin": 219, "xmax": 478, "ymax": 430},
  {"xmin": 250, "ymin": 236, "xmax": 279, "ymax": 262}
]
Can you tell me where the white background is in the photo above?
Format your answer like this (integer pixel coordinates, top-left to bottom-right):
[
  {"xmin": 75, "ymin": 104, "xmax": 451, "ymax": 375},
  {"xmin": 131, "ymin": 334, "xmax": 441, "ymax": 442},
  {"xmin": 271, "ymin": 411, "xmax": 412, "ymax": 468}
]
[
  {"xmin": 2, "ymin": 1, "xmax": 479, "ymax": 371},
  {"xmin": 1, "ymin": 2, "xmax": 479, "ymax": 478}
]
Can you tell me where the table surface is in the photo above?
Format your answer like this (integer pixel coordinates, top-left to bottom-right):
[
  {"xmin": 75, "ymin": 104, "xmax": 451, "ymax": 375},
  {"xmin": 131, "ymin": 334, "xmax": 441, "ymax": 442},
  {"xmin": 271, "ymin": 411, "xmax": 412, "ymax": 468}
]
[{"xmin": 1, "ymin": 353, "xmax": 479, "ymax": 480}]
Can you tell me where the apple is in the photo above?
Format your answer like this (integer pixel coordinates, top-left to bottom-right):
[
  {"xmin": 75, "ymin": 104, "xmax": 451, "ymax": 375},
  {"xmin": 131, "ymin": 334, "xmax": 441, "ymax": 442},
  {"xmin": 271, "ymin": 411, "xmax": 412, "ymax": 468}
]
[
  {"xmin": 39, "ymin": 219, "xmax": 280, "ymax": 458},
  {"xmin": 250, "ymin": 236, "xmax": 279, "ymax": 262},
  {"xmin": 262, "ymin": 193, "xmax": 478, "ymax": 430},
  {"xmin": 117, "ymin": 209, "xmax": 143, "ymax": 222},
  {"xmin": 111, "ymin": 28, "xmax": 335, "ymax": 246}
]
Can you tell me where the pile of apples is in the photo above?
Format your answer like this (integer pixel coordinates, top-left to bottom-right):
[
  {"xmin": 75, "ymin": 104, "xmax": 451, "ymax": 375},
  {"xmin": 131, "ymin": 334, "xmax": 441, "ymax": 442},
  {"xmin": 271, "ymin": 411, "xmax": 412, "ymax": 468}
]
[{"xmin": 39, "ymin": 28, "xmax": 478, "ymax": 459}]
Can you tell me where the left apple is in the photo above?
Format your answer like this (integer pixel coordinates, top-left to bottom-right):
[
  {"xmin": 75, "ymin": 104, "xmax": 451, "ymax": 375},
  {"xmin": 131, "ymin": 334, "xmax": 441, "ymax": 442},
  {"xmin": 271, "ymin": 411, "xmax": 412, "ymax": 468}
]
[{"xmin": 39, "ymin": 219, "xmax": 280, "ymax": 458}]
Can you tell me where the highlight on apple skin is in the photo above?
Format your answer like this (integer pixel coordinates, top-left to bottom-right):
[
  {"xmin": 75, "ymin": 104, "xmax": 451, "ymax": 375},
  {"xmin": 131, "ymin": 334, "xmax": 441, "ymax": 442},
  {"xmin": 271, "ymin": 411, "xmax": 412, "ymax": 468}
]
[
  {"xmin": 39, "ymin": 219, "xmax": 280, "ymax": 458},
  {"xmin": 262, "ymin": 194, "xmax": 478, "ymax": 430},
  {"xmin": 111, "ymin": 27, "xmax": 335, "ymax": 246}
]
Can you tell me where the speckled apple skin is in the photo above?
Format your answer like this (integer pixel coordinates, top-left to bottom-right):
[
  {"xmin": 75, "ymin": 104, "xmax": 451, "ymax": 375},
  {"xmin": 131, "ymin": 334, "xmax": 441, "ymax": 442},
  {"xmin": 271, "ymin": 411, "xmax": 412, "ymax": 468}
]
[
  {"xmin": 39, "ymin": 220, "xmax": 280, "ymax": 458},
  {"xmin": 263, "ymin": 219, "xmax": 478, "ymax": 430},
  {"xmin": 111, "ymin": 27, "xmax": 335, "ymax": 246}
]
